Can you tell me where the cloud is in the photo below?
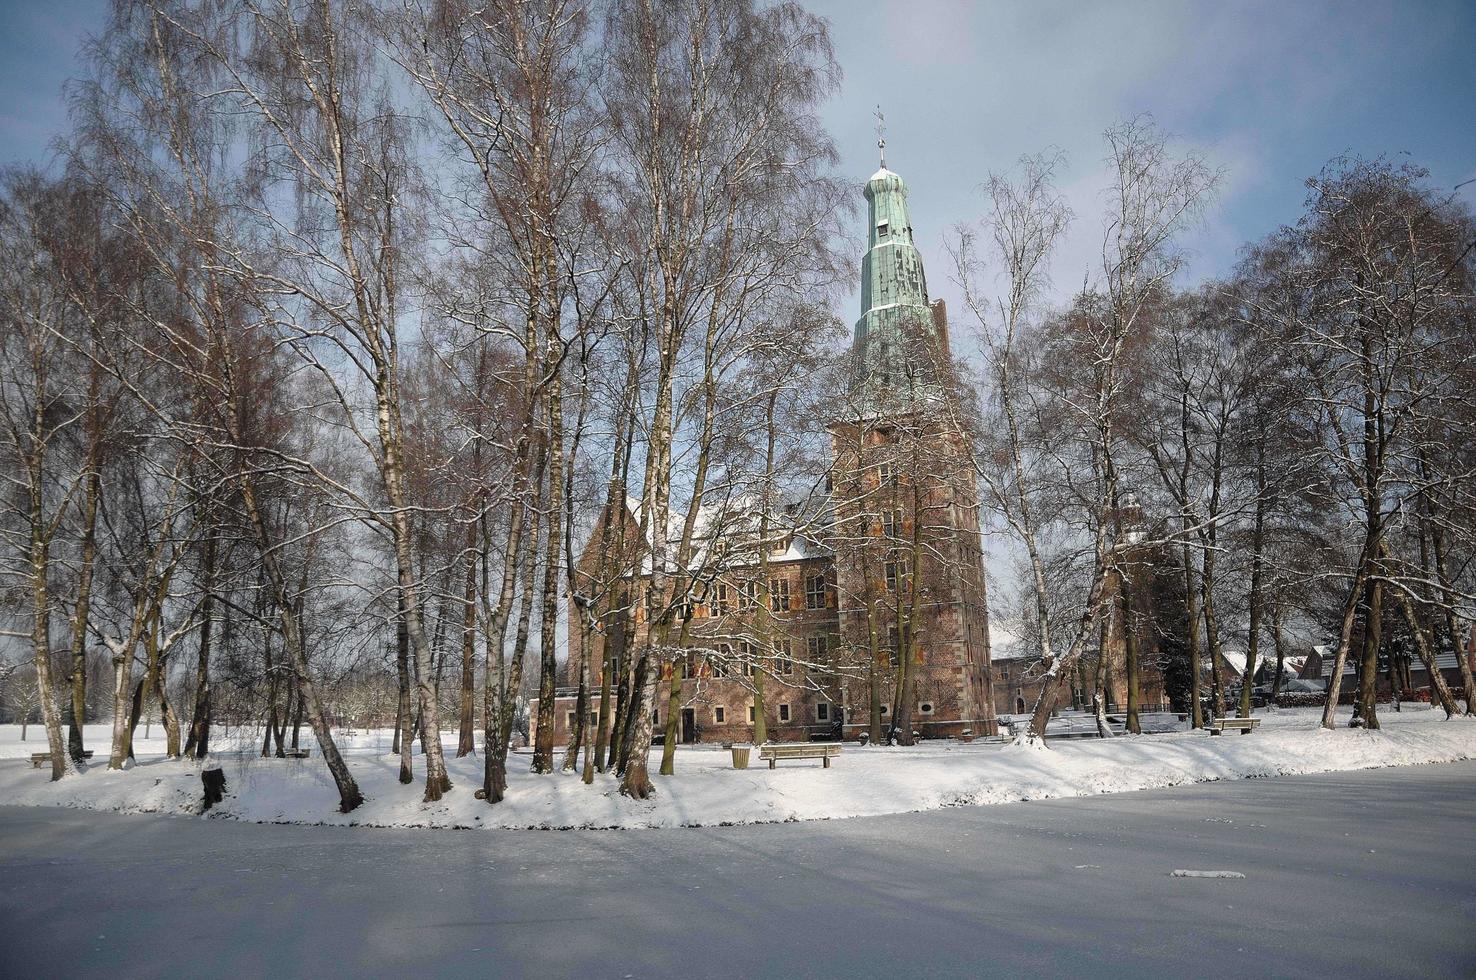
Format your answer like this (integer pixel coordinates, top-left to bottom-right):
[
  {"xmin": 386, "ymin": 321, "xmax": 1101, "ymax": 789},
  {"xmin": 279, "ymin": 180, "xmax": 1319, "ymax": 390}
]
[{"xmin": 812, "ymin": 0, "xmax": 1476, "ymax": 327}]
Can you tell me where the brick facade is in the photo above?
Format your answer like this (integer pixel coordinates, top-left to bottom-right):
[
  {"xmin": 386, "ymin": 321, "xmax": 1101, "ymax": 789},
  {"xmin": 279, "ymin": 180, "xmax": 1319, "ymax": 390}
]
[
  {"xmin": 537, "ymin": 398, "xmax": 1000, "ymax": 746},
  {"xmin": 535, "ymin": 161, "xmax": 998, "ymax": 748}
]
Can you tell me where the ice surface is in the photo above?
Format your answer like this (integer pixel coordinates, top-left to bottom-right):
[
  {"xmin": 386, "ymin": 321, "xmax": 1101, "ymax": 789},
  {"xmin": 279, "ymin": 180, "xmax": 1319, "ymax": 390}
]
[{"xmin": 2, "ymin": 762, "xmax": 1474, "ymax": 977}]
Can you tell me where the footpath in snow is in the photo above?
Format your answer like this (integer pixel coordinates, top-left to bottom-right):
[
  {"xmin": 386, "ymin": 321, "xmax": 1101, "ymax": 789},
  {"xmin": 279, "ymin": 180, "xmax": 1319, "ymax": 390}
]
[{"xmin": 2, "ymin": 706, "xmax": 1473, "ymax": 830}]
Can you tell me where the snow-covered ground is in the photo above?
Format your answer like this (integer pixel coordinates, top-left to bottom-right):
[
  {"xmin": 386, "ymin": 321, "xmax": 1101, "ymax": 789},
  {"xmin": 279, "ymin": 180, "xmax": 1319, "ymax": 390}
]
[{"xmin": 3, "ymin": 706, "xmax": 1474, "ymax": 830}]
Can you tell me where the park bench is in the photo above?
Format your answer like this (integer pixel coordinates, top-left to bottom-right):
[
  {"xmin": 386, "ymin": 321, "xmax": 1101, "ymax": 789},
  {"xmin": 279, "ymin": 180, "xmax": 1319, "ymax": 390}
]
[
  {"xmin": 30, "ymin": 751, "xmax": 93, "ymax": 768},
  {"xmin": 1207, "ymin": 717, "xmax": 1260, "ymax": 736},
  {"xmin": 281, "ymin": 748, "xmax": 312, "ymax": 759},
  {"xmin": 758, "ymin": 742, "xmax": 841, "ymax": 769}
]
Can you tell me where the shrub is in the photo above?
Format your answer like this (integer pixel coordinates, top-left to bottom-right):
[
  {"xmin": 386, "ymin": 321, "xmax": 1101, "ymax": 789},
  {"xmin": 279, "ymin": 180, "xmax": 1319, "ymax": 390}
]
[{"xmin": 1274, "ymin": 692, "xmax": 1325, "ymax": 708}]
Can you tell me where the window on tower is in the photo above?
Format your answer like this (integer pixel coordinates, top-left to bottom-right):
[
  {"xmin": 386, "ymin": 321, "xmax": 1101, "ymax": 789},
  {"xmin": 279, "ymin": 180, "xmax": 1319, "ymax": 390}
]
[
  {"xmin": 876, "ymin": 220, "xmax": 889, "ymax": 237},
  {"xmin": 882, "ymin": 508, "xmax": 902, "ymax": 540}
]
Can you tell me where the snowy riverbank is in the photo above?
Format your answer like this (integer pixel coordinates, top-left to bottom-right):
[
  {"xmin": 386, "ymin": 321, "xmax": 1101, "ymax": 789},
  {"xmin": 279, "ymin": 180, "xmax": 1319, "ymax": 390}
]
[{"xmin": 3, "ymin": 706, "xmax": 1474, "ymax": 829}]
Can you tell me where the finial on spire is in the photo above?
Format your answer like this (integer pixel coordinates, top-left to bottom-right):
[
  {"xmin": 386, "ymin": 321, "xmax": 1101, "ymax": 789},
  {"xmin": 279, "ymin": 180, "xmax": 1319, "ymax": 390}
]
[{"xmin": 873, "ymin": 105, "xmax": 886, "ymax": 169}]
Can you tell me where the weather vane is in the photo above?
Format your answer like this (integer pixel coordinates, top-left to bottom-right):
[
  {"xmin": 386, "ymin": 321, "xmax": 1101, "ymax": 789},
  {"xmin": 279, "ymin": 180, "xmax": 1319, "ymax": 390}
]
[{"xmin": 874, "ymin": 105, "xmax": 886, "ymax": 169}]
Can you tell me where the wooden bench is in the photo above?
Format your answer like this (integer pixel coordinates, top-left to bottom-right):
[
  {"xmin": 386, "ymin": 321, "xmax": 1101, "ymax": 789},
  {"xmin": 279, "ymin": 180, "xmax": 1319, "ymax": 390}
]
[
  {"xmin": 1208, "ymin": 717, "xmax": 1260, "ymax": 736},
  {"xmin": 31, "ymin": 751, "xmax": 93, "ymax": 768},
  {"xmin": 281, "ymin": 748, "xmax": 312, "ymax": 759},
  {"xmin": 758, "ymin": 742, "xmax": 841, "ymax": 769}
]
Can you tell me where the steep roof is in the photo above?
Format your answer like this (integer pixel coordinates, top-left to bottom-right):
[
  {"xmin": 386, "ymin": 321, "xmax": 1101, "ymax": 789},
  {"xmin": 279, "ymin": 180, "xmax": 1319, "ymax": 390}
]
[
  {"xmin": 618, "ymin": 488, "xmax": 835, "ymax": 578},
  {"xmin": 852, "ymin": 159, "xmax": 945, "ymax": 411}
]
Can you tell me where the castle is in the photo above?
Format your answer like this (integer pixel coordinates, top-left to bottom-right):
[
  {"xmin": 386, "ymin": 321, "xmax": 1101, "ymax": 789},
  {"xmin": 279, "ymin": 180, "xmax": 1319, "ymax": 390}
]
[{"xmin": 540, "ymin": 159, "xmax": 999, "ymax": 747}]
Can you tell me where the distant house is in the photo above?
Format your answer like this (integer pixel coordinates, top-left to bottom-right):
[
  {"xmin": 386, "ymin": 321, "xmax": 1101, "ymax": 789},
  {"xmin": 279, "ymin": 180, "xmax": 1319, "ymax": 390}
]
[
  {"xmin": 989, "ymin": 639, "xmax": 1049, "ymax": 717},
  {"xmin": 1300, "ymin": 640, "xmax": 1473, "ymax": 697}
]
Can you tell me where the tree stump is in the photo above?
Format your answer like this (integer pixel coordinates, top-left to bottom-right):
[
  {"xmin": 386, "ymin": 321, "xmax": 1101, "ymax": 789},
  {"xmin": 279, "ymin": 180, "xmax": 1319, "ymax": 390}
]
[{"xmin": 202, "ymin": 767, "xmax": 226, "ymax": 811}]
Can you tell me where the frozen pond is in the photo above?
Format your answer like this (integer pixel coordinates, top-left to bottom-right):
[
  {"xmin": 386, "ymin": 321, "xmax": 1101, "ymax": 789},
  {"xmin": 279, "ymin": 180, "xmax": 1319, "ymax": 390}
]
[{"xmin": 2, "ymin": 761, "xmax": 1473, "ymax": 977}]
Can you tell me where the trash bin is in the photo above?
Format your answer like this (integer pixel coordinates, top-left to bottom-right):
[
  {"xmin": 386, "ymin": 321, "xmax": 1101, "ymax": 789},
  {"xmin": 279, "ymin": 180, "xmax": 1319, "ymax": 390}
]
[{"xmin": 730, "ymin": 743, "xmax": 751, "ymax": 769}]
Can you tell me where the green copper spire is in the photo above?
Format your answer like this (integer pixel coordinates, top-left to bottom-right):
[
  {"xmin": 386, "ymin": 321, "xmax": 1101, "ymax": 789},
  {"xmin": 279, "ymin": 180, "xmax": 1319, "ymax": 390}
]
[{"xmin": 852, "ymin": 157, "xmax": 938, "ymax": 406}]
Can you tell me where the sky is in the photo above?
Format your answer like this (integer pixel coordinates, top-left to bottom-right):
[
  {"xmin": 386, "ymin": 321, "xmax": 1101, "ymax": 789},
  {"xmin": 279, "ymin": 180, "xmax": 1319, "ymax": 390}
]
[
  {"xmin": 3, "ymin": 0, "xmax": 1473, "ymax": 311},
  {"xmin": 804, "ymin": 0, "xmax": 1476, "ymax": 322}
]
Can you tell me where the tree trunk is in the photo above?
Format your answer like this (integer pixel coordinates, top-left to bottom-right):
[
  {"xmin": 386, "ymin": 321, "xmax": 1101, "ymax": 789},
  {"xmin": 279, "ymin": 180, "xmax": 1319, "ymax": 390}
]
[
  {"xmin": 280, "ymin": 602, "xmax": 363, "ymax": 812},
  {"xmin": 1354, "ymin": 578, "xmax": 1381, "ymax": 729},
  {"xmin": 1270, "ymin": 599, "xmax": 1287, "ymax": 698},
  {"xmin": 184, "ymin": 532, "xmax": 216, "ymax": 760},
  {"xmin": 261, "ymin": 636, "xmax": 280, "ymax": 758},
  {"xmin": 1025, "ymin": 566, "xmax": 1111, "ymax": 741},
  {"xmin": 1183, "ymin": 541, "xmax": 1203, "ymax": 728},
  {"xmin": 895, "ymin": 470, "xmax": 927, "ymax": 747},
  {"xmin": 291, "ymin": 685, "xmax": 304, "ymax": 750},
  {"xmin": 619, "ymin": 654, "xmax": 659, "ymax": 799},
  {"xmin": 1352, "ymin": 581, "xmax": 1375, "ymax": 726},
  {"xmin": 154, "ymin": 650, "xmax": 182, "ymax": 760},
  {"xmin": 67, "ymin": 468, "xmax": 101, "ymax": 764},
  {"xmin": 457, "ymin": 528, "xmax": 478, "ymax": 757},
  {"xmin": 1240, "ymin": 457, "xmax": 1267, "ymax": 719},
  {"xmin": 31, "ymin": 534, "xmax": 70, "ymax": 782},
  {"xmin": 395, "ymin": 593, "xmax": 413, "ymax": 783},
  {"xmin": 563, "ymin": 625, "xmax": 591, "ymax": 773},
  {"xmin": 751, "ymin": 663, "xmax": 768, "ymax": 745},
  {"xmin": 1388, "ymin": 580, "xmax": 1459, "ymax": 718},
  {"xmin": 1092, "ymin": 618, "xmax": 1113, "ymax": 738},
  {"xmin": 1201, "ymin": 547, "xmax": 1226, "ymax": 720},
  {"xmin": 1430, "ymin": 523, "xmax": 1476, "ymax": 715},
  {"xmin": 531, "ymin": 329, "xmax": 567, "ymax": 776},
  {"xmin": 488, "ymin": 496, "xmax": 542, "ymax": 803},
  {"xmin": 1319, "ymin": 551, "xmax": 1374, "ymax": 730},
  {"xmin": 609, "ymin": 644, "xmax": 631, "ymax": 772},
  {"xmin": 128, "ymin": 672, "xmax": 148, "ymax": 762},
  {"xmin": 593, "ymin": 632, "xmax": 616, "ymax": 771},
  {"xmin": 614, "ymin": 647, "xmax": 641, "ymax": 776},
  {"xmin": 1121, "ymin": 571, "xmax": 1141, "ymax": 733},
  {"xmin": 107, "ymin": 647, "xmax": 132, "ymax": 770},
  {"xmin": 867, "ymin": 596, "xmax": 883, "ymax": 744},
  {"xmin": 659, "ymin": 658, "xmax": 682, "ymax": 774},
  {"xmin": 239, "ymin": 478, "xmax": 362, "ymax": 812},
  {"xmin": 392, "ymin": 509, "xmax": 450, "ymax": 801}
]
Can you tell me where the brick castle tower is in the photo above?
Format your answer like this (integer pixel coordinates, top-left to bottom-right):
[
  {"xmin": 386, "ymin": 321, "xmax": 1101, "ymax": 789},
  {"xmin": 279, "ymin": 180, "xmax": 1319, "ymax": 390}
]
[{"xmin": 828, "ymin": 152, "xmax": 997, "ymax": 740}]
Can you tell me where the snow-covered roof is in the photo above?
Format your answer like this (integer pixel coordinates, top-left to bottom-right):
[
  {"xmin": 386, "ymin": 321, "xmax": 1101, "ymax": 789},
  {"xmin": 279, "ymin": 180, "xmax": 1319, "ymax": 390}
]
[
  {"xmin": 1311, "ymin": 644, "xmax": 1467, "ymax": 676},
  {"xmin": 1219, "ymin": 649, "xmax": 1247, "ymax": 675},
  {"xmin": 621, "ymin": 488, "xmax": 834, "ymax": 577}
]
